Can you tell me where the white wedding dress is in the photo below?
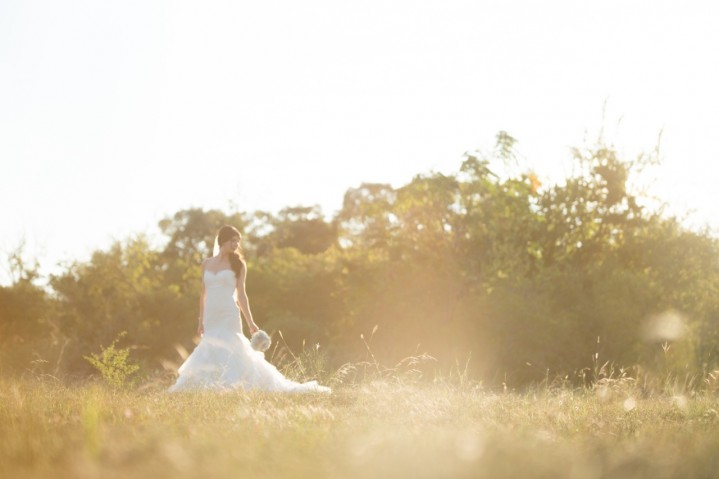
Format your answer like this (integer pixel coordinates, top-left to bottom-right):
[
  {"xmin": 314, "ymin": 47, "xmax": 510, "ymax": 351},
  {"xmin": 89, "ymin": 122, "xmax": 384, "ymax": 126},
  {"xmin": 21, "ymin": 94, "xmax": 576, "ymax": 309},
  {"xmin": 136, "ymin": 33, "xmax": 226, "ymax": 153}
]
[{"xmin": 168, "ymin": 269, "xmax": 331, "ymax": 393}]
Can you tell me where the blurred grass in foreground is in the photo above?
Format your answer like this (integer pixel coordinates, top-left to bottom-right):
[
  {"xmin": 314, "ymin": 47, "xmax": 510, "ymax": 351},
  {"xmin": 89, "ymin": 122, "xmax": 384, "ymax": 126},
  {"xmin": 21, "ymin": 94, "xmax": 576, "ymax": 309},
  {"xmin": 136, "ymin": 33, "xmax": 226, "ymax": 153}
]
[{"xmin": 2, "ymin": 374, "xmax": 719, "ymax": 479}]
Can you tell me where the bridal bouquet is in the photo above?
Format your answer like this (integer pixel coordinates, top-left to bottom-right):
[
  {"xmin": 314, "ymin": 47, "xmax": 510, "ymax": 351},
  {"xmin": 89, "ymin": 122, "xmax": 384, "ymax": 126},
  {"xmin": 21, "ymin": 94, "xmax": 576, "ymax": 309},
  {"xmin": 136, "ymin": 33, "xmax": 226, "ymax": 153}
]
[{"xmin": 250, "ymin": 330, "xmax": 271, "ymax": 352}]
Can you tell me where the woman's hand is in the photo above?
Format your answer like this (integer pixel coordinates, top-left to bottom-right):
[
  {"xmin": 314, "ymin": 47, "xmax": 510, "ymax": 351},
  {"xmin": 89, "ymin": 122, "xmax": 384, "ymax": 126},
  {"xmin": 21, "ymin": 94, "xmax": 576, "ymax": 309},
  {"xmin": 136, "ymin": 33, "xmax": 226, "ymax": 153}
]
[{"xmin": 248, "ymin": 323, "xmax": 259, "ymax": 335}]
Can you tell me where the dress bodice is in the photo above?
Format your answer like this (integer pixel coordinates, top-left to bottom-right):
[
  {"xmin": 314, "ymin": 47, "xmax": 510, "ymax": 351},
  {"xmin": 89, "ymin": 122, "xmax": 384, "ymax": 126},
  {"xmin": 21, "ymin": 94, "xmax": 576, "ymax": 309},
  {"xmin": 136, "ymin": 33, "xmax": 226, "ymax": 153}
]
[
  {"xmin": 204, "ymin": 268, "xmax": 237, "ymax": 292},
  {"xmin": 203, "ymin": 269, "xmax": 241, "ymax": 334}
]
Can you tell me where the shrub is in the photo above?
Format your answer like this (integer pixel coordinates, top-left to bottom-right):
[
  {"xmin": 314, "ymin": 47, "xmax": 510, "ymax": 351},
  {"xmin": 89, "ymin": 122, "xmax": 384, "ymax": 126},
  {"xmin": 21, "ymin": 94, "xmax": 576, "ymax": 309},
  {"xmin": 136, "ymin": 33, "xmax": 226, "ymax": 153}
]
[{"xmin": 84, "ymin": 331, "xmax": 140, "ymax": 388}]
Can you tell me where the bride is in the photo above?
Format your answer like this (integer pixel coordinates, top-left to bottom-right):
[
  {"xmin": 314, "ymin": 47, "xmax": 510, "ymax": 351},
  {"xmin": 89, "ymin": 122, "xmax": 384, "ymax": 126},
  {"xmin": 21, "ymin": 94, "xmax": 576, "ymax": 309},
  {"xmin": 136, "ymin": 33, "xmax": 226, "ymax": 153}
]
[{"xmin": 168, "ymin": 225, "xmax": 331, "ymax": 394}]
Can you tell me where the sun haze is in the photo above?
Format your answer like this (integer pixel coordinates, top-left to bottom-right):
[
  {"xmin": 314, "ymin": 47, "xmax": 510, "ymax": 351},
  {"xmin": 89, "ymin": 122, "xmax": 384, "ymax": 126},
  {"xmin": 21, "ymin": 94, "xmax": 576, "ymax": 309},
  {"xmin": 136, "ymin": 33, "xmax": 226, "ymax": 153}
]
[{"xmin": 1, "ymin": 0, "xmax": 718, "ymax": 282}]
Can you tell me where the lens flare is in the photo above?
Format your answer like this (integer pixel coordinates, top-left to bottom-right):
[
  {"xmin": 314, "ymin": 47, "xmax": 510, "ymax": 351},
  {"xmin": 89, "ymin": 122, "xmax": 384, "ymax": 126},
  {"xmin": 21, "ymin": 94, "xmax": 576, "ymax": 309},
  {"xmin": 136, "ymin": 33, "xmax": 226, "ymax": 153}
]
[{"xmin": 641, "ymin": 310, "xmax": 687, "ymax": 342}]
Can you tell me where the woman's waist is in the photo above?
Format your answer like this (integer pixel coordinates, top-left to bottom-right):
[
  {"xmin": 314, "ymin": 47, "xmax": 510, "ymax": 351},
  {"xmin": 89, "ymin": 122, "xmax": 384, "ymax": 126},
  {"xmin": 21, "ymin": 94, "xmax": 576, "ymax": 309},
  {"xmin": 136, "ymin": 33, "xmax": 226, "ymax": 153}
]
[
  {"xmin": 204, "ymin": 298, "xmax": 239, "ymax": 313},
  {"xmin": 205, "ymin": 290, "xmax": 237, "ymax": 303},
  {"xmin": 203, "ymin": 307, "xmax": 240, "ymax": 325},
  {"xmin": 205, "ymin": 300, "xmax": 239, "ymax": 310}
]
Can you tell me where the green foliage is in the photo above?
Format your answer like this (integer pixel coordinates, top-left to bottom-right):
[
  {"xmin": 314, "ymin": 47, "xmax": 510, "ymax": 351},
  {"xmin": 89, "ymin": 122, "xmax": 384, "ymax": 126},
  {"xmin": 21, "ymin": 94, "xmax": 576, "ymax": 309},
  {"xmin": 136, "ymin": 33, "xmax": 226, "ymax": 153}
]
[
  {"xmin": 83, "ymin": 332, "xmax": 140, "ymax": 389},
  {"xmin": 251, "ymin": 206, "xmax": 337, "ymax": 256},
  {"xmin": 49, "ymin": 236, "xmax": 189, "ymax": 371},
  {"xmin": 0, "ymin": 244, "xmax": 62, "ymax": 375},
  {"xmin": 159, "ymin": 208, "xmax": 249, "ymax": 267},
  {"xmin": 0, "ymin": 280, "xmax": 48, "ymax": 346},
  {"xmin": 2, "ymin": 132, "xmax": 719, "ymax": 388}
]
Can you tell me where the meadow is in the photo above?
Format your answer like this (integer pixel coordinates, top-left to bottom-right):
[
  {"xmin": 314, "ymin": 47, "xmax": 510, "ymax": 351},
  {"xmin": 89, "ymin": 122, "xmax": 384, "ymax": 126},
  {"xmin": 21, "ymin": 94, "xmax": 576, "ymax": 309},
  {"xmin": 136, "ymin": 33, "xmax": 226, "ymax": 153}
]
[
  {"xmin": 3, "ymin": 142, "xmax": 719, "ymax": 478},
  {"xmin": 4, "ymin": 361, "xmax": 719, "ymax": 479}
]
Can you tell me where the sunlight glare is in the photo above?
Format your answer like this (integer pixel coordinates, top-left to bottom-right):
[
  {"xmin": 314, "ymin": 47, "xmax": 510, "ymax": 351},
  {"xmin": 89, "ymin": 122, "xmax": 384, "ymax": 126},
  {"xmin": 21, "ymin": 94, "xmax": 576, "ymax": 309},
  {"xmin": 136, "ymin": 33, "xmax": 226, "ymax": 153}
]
[
  {"xmin": 454, "ymin": 429, "xmax": 486, "ymax": 462},
  {"xmin": 672, "ymin": 395, "xmax": 688, "ymax": 411},
  {"xmin": 641, "ymin": 310, "xmax": 687, "ymax": 342}
]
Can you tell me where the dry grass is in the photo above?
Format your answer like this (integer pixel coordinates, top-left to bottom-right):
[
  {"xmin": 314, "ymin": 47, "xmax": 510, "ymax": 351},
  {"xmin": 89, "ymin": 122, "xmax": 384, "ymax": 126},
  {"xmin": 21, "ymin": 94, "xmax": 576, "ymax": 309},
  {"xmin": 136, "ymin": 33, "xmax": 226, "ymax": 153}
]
[{"xmin": 2, "ymin": 372, "xmax": 719, "ymax": 479}]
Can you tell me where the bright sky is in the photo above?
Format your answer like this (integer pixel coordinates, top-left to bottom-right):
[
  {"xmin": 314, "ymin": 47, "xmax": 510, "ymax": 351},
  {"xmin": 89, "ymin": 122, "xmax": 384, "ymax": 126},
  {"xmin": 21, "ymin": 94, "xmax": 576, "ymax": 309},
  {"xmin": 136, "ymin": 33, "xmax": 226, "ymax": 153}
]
[{"xmin": 1, "ymin": 0, "xmax": 718, "ymax": 284}]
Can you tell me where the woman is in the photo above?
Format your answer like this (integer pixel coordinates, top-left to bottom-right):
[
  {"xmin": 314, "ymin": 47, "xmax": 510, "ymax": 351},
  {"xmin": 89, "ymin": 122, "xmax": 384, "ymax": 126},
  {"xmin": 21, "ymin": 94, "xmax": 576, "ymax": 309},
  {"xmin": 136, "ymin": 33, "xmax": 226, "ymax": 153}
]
[{"xmin": 168, "ymin": 225, "xmax": 330, "ymax": 393}]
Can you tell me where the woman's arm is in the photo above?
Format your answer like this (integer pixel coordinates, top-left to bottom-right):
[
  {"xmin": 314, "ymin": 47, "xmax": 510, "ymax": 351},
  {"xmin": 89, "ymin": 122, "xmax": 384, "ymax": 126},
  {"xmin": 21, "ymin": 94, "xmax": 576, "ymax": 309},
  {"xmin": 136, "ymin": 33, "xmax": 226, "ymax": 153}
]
[
  {"xmin": 236, "ymin": 263, "xmax": 259, "ymax": 335},
  {"xmin": 197, "ymin": 259, "xmax": 207, "ymax": 336}
]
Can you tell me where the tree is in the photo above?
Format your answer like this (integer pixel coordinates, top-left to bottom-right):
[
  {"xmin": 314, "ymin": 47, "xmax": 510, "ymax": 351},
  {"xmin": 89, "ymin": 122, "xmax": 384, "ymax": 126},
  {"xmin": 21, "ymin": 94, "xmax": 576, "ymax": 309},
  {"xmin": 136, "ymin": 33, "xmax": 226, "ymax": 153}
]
[
  {"xmin": 250, "ymin": 206, "xmax": 336, "ymax": 256},
  {"xmin": 50, "ymin": 236, "xmax": 186, "ymax": 372},
  {"xmin": 0, "ymin": 243, "xmax": 57, "ymax": 374}
]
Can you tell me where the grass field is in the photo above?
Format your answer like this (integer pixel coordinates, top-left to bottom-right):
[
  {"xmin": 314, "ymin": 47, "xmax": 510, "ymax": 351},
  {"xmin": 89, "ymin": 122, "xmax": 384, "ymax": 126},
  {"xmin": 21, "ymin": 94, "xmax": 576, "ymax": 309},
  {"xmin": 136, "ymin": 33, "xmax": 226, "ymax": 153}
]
[{"xmin": 3, "ymin": 368, "xmax": 719, "ymax": 479}]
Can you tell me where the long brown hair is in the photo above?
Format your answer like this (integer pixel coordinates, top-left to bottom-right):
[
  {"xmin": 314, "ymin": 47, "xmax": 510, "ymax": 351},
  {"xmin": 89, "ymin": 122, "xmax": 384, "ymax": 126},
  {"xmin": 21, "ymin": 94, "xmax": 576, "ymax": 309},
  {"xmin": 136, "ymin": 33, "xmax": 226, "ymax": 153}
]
[{"xmin": 217, "ymin": 225, "xmax": 245, "ymax": 277}]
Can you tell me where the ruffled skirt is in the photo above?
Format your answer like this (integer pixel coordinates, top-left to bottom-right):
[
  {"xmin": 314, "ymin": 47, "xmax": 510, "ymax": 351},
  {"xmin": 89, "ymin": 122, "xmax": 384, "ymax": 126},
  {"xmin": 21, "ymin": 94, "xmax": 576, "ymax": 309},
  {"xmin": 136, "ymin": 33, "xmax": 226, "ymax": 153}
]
[{"xmin": 168, "ymin": 331, "xmax": 330, "ymax": 394}]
